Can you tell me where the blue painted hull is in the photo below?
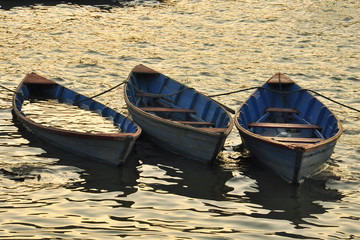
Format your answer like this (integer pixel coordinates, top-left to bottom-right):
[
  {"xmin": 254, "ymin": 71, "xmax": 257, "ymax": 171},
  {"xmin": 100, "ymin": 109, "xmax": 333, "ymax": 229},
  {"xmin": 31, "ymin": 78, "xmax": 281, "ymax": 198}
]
[
  {"xmin": 124, "ymin": 65, "xmax": 233, "ymax": 164},
  {"xmin": 127, "ymin": 104, "xmax": 229, "ymax": 164},
  {"xmin": 239, "ymin": 134, "xmax": 338, "ymax": 183},
  {"xmin": 12, "ymin": 73, "xmax": 141, "ymax": 166},
  {"xmin": 235, "ymin": 73, "xmax": 342, "ymax": 183}
]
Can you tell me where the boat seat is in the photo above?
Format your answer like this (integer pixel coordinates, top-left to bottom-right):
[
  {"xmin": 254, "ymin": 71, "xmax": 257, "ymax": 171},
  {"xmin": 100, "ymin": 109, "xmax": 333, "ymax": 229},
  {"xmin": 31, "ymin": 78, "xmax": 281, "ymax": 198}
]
[
  {"xmin": 136, "ymin": 92, "xmax": 161, "ymax": 98},
  {"xmin": 268, "ymin": 137, "xmax": 324, "ymax": 143},
  {"xmin": 248, "ymin": 122, "xmax": 322, "ymax": 130},
  {"xmin": 140, "ymin": 107, "xmax": 196, "ymax": 114},
  {"xmin": 266, "ymin": 108, "xmax": 299, "ymax": 114},
  {"xmin": 201, "ymin": 128, "xmax": 228, "ymax": 133},
  {"xmin": 175, "ymin": 121, "xmax": 215, "ymax": 126}
]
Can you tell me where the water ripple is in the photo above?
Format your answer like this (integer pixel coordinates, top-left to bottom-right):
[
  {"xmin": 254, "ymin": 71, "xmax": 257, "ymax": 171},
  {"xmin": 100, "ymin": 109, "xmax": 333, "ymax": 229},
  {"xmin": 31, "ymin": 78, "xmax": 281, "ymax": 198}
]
[{"xmin": 0, "ymin": 1, "xmax": 359, "ymax": 239}]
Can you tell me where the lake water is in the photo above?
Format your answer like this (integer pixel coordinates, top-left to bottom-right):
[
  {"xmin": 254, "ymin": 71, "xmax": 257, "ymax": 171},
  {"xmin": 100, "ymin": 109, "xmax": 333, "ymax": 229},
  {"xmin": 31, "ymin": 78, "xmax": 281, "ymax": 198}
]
[{"xmin": 0, "ymin": 0, "xmax": 359, "ymax": 239}]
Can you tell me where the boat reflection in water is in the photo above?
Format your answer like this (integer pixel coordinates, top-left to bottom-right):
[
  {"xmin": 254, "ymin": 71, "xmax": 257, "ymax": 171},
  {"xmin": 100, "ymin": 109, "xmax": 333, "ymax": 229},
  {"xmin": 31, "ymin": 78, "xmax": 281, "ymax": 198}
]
[
  {"xmin": 238, "ymin": 155, "xmax": 343, "ymax": 228},
  {"xmin": 9, "ymin": 121, "xmax": 343, "ymax": 233},
  {"xmin": 134, "ymin": 136, "xmax": 343, "ymax": 228},
  {"xmin": 134, "ymin": 136, "xmax": 235, "ymax": 201}
]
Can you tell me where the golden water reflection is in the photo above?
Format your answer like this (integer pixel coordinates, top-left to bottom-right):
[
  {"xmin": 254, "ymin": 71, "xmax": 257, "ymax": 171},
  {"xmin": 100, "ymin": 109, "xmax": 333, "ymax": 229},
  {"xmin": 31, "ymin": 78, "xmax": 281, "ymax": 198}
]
[
  {"xmin": 0, "ymin": 0, "xmax": 359, "ymax": 239},
  {"xmin": 22, "ymin": 99, "xmax": 121, "ymax": 133}
]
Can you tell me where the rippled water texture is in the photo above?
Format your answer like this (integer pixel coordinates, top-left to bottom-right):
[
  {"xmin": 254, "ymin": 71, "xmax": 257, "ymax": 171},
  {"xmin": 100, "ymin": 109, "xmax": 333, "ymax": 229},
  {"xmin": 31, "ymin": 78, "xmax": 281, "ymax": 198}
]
[
  {"xmin": 22, "ymin": 99, "xmax": 121, "ymax": 133},
  {"xmin": 0, "ymin": 0, "xmax": 359, "ymax": 239}
]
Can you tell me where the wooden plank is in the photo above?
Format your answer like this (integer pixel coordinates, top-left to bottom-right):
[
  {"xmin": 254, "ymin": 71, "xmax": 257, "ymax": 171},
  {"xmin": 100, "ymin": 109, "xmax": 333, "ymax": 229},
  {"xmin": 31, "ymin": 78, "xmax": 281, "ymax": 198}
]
[
  {"xmin": 267, "ymin": 73, "xmax": 294, "ymax": 85},
  {"xmin": 266, "ymin": 108, "xmax": 299, "ymax": 114},
  {"xmin": 248, "ymin": 122, "xmax": 322, "ymax": 130},
  {"xmin": 140, "ymin": 107, "xmax": 196, "ymax": 114},
  {"xmin": 136, "ymin": 92, "xmax": 160, "ymax": 98},
  {"xmin": 268, "ymin": 137, "xmax": 324, "ymax": 143},
  {"xmin": 132, "ymin": 64, "xmax": 159, "ymax": 75},
  {"xmin": 175, "ymin": 121, "xmax": 215, "ymax": 126},
  {"xmin": 202, "ymin": 128, "xmax": 228, "ymax": 132},
  {"xmin": 23, "ymin": 73, "xmax": 58, "ymax": 85}
]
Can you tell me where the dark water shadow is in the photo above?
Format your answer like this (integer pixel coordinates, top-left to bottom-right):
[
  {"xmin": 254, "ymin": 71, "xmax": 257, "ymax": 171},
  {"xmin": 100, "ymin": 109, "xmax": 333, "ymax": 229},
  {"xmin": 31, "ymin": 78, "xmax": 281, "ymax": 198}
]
[
  {"xmin": 10, "ymin": 114, "xmax": 234, "ymax": 203},
  {"xmin": 134, "ymin": 137, "xmax": 344, "ymax": 234},
  {"xmin": 0, "ymin": 0, "xmax": 162, "ymax": 10},
  {"xmin": 7, "ymin": 118, "xmax": 344, "ymax": 230},
  {"xmin": 134, "ymin": 135, "xmax": 235, "ymax": 201},
  {"xmin": 239, "ymin": 157, "xmax": 343, "ymax": 229},
  {"xmin": 9, "ymin": 118, "xmax": 140, "ymax": 201}
]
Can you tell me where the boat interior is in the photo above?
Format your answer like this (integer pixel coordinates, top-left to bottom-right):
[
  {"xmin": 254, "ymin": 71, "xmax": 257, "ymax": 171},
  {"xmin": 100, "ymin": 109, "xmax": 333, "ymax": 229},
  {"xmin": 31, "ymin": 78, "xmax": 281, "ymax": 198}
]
[
  {"xmin": 127, "ymin": 70, "xmax": 232, "ymax": 132},
  {"xmin": 237, "ymin": 74, "xmax": 341, "ymax": 145}
]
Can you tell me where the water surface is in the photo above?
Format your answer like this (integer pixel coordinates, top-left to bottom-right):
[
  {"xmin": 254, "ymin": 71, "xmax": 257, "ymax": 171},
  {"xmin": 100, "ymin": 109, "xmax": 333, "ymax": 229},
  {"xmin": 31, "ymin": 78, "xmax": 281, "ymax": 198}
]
[
  {"xmin": 0, "ymin": 0, "xmax": 359, "ymax": 239},
  {"xmin": 22, "ymin": 99, "xmax": 121, "ymax": 133}
]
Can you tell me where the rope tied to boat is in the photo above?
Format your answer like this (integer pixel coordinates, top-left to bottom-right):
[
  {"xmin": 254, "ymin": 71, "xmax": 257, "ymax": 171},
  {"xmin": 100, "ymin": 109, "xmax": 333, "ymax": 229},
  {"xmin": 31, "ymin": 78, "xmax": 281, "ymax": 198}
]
[
  {"xmin": 74, "ymin": 80, "xmax": 196, "ymax": 107},
  {"xmin": 0, "ymin": 84, "xmax": 18, "ymax": 94},
  {"xmin": 209, "ymin": 87, "xmax": 360, "ymax": 113},
  {"xmin": 208, "ymin": 87, "xmax": 259, "ymax": 97},
  {"xmin": 2, "ymin": 80, "xmax": 359, "ymax": 113},
  {"xmin": 306, "ymin": 89, "xmax": 360, "ymax": 113},
  {"xmin": 73, "ymin": 81, "xmax": 127, "ymax": 105}
]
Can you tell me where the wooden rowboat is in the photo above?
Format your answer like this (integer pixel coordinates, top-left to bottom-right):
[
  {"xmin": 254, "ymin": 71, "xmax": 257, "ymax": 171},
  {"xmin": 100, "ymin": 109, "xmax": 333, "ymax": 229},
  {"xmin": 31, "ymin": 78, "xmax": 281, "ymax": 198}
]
[
  {"xmin": 12, "ymin": 73, "xmax": 141, "ymax": 166},
  {"xmin": 124, "ymin": 64, "xmax": 233, "ymax": 164},
  {"xmin": 235, "ymin": 73, "xmax": 343, "ymax": 184}
]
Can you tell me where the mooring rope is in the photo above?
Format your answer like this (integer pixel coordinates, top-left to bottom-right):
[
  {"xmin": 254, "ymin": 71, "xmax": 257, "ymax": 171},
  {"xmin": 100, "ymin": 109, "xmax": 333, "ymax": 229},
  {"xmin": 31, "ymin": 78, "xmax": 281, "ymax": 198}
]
[
  {"xmin": 208, "ymin": 87, "xmax": 259, "ymax": 97},
  {"xmin": 2, "ymin": 82, "xmax": 359, "ymax": 113},
  {"xmin": 74, "ymin": 81, "xmax": 194, "ymax": 106},
  {"xmin": 73, "ymin": 81, "xmax": 127, "ymax": 105},
  {"xmin": 0, "ymin": 84, "xmax": 18, "ymax": 94},
  {"xmin": 307, "ymin": 89, "xmax": 360, "ymax": 113},
  {"xmin": 209, "ymin": 86, "xmax": 360, "ymax": 113}
]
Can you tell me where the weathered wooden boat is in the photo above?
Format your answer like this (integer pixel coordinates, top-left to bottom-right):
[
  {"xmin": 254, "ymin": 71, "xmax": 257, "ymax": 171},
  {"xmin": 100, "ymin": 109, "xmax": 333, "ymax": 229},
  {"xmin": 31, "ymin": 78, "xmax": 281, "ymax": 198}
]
[
  {"xmin": 124, "ymin": 64, "xmax": 233, "ymax": 164},
  {"xmin": 235, "ymin": 73, "xmax": 343, "ymax": 184},
  {"xmin": 12, "ymin": 73, "xmax": 141, "ymax": 166}
]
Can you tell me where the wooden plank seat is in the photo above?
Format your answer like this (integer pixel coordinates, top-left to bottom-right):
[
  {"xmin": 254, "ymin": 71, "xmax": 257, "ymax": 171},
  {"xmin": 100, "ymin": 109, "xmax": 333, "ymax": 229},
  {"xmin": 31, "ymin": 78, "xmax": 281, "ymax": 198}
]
[
  {"xmin": 266, "ymin": 108, "xmax": 299, "ymax": 114},
  {"xmin": 202, "ymin": 128, "xmax": 228, "ymax": 133},
  {"xmin": 140, "ymin": 107, "xmax": 196, "ymax": 114},
  {"xmin": 248, "ymin": 122, "xmax": 322, "ymax": 130},
  {"xmin": 175, "ymin": 121, "xmax": 215, "ymax": 126},
  {"xmin": 268, "ymin": 137, "xmax": 324, "ymax": 143},
  {"xmin": 136, "ymin": 92, "xmax": 161, "ymax": 98}
]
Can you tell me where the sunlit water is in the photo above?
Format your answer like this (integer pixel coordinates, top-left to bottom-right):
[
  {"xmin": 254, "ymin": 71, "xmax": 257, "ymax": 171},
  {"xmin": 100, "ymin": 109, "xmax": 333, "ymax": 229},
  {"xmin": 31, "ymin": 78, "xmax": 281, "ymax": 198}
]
[{"xmin": 0, "ymin": 0, "xmax": 359, "ymax": 239}]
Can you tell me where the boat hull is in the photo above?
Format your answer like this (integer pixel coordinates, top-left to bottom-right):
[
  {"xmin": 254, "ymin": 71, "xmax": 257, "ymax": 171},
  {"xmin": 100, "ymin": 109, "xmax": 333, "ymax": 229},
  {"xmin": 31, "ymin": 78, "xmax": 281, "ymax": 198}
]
[
  {"xmin": 12, "ymin": 73, "xmax": 141, "ymax": 166},
  {"xmin": 127, "ymin": 104, "xmax": 228, "ymax": 164},
  {"xmin": 239, "ymin": 133, "xmax": 338, "ymax": 183},
  {"xmin": 15, "ymin": 114, "xmax": 136, "ymax": 165}
]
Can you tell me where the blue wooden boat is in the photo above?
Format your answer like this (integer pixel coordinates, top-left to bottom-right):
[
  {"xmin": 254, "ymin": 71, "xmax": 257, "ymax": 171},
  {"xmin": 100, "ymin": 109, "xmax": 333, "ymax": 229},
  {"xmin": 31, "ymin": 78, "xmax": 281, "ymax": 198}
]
[
  {"xmin": 124, "ymin": 64, "xmax": 233, "ymax": 164},
  {"xmin": 235, "ymin": 73, "xmax": 343, "ymax": 184},
  {"xmin": 12, "ymin": 73, "xmax": 141, "ymax": 166}
]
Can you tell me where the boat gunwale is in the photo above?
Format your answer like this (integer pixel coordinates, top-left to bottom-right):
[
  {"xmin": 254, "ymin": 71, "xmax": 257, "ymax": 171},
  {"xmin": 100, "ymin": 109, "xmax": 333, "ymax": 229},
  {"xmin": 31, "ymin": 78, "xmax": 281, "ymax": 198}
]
[
  {"xmin": 234, "ymin": 76, "xmax": 343, "ymax": 153},
  {"xmin": 12, "ymin": 74, "xmax": 142, "ymax": 141},
  {"xmin": 124, "ymin": 68, "xmax": 234, "ymax": 137}
]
